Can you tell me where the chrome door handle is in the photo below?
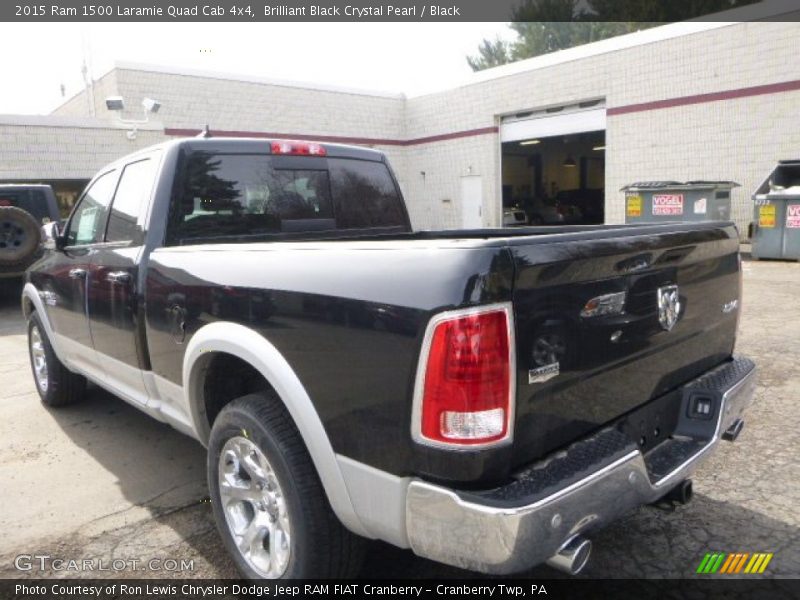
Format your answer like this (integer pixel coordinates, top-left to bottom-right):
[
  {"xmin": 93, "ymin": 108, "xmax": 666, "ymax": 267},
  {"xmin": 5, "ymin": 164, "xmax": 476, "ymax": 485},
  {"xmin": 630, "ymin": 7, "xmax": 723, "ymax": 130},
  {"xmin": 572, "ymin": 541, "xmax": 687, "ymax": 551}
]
[
  {"xmin": 106, "ymin": 271, "xmax": 131, "ymax": 285},
  {"xmin": 68, "ymin": 268, "xmax": 87, "ymax": 279}
]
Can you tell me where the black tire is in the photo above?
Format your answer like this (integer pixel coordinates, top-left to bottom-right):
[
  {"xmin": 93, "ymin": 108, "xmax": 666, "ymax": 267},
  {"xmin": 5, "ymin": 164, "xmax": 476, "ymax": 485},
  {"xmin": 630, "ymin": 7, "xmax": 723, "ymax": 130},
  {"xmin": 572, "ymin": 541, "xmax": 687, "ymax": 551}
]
[
  {"xmin": 208, "ymin": 392, "xmax": 365, "ymax": 579},
  {"xmin": 0, "ymin": 206, "xmax": 41, "ymax": 266},
  {"xmin": 27, "ymin": 311, "xmax": 86, "ymax": 407}
]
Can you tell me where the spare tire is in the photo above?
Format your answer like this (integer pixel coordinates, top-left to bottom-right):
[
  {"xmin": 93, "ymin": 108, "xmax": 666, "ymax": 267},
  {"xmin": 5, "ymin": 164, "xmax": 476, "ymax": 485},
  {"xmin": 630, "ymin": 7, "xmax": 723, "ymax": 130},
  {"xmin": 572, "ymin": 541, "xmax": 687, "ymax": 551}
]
[{"xmin": 0, "ymin": 206, "xmax": 42, "ymax": 266}]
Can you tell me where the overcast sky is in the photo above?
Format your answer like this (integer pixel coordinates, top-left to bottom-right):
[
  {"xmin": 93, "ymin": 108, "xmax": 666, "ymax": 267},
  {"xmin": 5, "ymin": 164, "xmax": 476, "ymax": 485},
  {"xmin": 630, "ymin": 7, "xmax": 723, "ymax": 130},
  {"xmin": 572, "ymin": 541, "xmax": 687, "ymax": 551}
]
[{"xmin": 0, "ymin": 23, "xmax": 514, "ymax": 114}]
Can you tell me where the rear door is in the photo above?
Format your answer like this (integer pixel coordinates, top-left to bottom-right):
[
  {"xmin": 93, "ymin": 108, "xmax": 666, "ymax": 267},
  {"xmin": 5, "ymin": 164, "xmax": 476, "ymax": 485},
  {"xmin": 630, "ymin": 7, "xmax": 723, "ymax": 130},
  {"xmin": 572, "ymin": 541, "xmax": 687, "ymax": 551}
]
[
  {"xmin": 41, "ymin": 171, "xmax": 117, "ymax": 374},
  {"xmin": 508, "ymin": 224, "xmax": 741, "ymax": 464},
  {"xmin": 87, "ymin": 154, "xmax": 160, "ymax": 406}
]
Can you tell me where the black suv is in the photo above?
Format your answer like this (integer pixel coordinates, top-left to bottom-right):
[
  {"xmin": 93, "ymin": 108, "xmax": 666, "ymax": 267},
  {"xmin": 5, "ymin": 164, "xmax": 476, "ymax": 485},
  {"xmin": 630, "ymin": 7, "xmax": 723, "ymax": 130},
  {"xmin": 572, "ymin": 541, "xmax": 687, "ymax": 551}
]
[{"xmin": 0, "ymin": 184, "xmax": 61, "ymax": 280}]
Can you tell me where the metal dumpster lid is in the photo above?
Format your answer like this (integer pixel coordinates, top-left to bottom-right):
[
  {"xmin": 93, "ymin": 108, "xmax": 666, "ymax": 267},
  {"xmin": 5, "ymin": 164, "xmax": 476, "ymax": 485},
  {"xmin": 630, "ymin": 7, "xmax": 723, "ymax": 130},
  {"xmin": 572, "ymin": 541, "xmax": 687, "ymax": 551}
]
[
  {"xmin": 621, "ymin": 180, "xmax": 740, "ymax": 191},
  {"xmin": 754, "ymin": 187, "xmax": 800, "ymax": 198}
]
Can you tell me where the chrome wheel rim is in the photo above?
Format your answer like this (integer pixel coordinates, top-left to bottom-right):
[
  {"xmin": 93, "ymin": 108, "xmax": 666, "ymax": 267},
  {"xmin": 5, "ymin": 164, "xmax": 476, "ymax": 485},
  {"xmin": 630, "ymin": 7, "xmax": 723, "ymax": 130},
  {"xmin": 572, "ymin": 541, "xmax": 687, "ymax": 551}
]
[
  {"xmin": 30, "ymin": 326, "xmax": 48, "ymax": 392},
  {"xmin": 218, "ymin": 436, "xmax": 291, "ymax": 578}
]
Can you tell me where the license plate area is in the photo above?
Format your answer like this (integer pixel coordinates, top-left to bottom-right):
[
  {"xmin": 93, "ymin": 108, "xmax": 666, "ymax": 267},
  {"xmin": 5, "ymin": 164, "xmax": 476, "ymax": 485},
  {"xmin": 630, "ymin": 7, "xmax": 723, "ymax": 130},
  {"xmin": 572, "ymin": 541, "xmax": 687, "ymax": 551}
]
[{"xmin": 618, "ymin": 389, "xmax": 682, "ymax": 454}]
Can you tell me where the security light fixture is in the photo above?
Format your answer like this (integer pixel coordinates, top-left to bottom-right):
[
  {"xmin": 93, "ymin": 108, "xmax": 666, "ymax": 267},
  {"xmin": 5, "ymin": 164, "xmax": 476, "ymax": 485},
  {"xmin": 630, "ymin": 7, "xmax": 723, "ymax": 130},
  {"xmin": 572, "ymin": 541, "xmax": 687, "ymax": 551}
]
[
  {"xmin": 142, "ymin": 97, "xmax": 161, "ymax": 114},
  {"xmin": 105, "ymin": 95, "xmax": 163, "ymax": 140},
  {"xmin": 519, "ymin": 139, "xmax": 541, "ymax": 146},
  {"xmin": 105, "ymin": 96, "xmax": 125, "ymax": 111},
  {"xmin": 593, "ymin": 145, "xmax": 606, "ymax": 151}
]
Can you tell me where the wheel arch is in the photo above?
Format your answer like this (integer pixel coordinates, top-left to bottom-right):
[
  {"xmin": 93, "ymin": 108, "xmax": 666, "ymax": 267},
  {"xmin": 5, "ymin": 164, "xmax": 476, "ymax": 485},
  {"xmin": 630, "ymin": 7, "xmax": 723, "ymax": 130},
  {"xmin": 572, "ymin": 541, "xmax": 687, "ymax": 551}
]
[
  {"xmin": 21, "ymin": 291, "xmax": 34, "ymax": 320},
  {"xmin": 21, "ymin": 283, "xmax": 65, "ymax": 359},
  {"xmin": 182, "ymin": 321, "xmax": 370, "ymax": 539}
]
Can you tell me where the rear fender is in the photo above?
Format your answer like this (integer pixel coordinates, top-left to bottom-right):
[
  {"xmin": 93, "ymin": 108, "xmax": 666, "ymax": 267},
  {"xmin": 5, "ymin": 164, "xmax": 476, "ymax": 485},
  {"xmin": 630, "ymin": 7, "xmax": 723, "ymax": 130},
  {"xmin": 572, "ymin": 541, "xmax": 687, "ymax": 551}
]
[{"xmin": 182, "ymin": 321, "xmax": 370, "ymax": 538}]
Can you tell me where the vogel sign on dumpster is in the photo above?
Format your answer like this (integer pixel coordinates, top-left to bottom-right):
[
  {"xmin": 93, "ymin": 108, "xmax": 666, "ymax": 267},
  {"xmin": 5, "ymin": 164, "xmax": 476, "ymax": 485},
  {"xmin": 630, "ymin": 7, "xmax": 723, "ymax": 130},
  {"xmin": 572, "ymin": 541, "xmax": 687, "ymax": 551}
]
[
  {"xmin": 787, "ymin": 204, "xmax": 800, "ymax": 228},
  {"xmin": 652, "ymin": 194, "xmax": 684, "ymax": 216},
  {"xmin": 622, "ymin": 181, "xmax": 739, "ymax": 224}
]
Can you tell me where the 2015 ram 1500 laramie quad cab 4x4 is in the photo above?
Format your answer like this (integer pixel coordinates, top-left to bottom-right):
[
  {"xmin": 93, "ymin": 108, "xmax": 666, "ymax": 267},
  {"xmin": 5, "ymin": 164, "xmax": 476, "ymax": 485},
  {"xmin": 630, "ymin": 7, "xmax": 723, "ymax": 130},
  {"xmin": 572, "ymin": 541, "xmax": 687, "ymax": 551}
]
[{"xmin": 22, "ymin": 138, "xmax": 756, "ymax": 578}]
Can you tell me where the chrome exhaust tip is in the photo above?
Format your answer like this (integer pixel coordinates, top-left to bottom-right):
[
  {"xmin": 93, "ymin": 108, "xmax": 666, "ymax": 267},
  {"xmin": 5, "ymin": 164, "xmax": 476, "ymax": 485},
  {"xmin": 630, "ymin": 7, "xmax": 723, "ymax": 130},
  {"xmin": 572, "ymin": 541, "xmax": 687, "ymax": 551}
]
[
  {"xmin": 651, "ymin": 479, "xmax": 694, "ymax": 511},
  {"xmin": 722, "ymin": 418, "xmax": 744, "ymax": 442},
  {"xmin": 546, "ymin": 536, "xmax": 592, "ymax": 575},
  {"xmin": 672, "ymin": 479, "xmax": 694, "ymax": 504}
]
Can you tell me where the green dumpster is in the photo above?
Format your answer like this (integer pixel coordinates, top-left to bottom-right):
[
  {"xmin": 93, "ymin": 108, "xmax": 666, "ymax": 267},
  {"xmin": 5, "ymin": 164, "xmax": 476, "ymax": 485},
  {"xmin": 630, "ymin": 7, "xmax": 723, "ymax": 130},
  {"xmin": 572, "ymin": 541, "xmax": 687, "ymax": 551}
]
[
  {"xmin": 752, "ymin": 160, "xmax": 800, "ymax": 260},
  {"xmin": 622, "ymin": 181, "xmax": 739, "ymax": 224}
]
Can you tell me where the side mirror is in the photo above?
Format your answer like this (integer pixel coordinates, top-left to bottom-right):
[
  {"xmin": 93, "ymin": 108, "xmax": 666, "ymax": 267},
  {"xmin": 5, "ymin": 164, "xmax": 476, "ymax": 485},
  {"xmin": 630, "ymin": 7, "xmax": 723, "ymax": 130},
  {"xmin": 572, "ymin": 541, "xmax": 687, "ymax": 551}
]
[{"xmin": 42, "ymin": 221, "xmax": 65, "ymax": 251}]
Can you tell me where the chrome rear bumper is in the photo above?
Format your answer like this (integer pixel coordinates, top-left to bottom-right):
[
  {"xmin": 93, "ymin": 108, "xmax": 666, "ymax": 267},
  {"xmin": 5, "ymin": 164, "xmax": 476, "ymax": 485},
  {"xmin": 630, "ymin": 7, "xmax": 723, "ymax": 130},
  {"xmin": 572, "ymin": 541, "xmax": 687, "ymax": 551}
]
[{"xmin": 406, "ymin": 356, "xmax": 757, "ymax": 574}]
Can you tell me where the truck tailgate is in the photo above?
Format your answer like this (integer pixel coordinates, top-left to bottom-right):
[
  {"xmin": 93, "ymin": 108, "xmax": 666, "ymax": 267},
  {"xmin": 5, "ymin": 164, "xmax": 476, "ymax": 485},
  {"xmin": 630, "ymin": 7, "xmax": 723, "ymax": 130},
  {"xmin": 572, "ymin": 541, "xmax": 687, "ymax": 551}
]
[{"xmin": 509, "ymin": 223, "xmax": 741, "ymax": 465}]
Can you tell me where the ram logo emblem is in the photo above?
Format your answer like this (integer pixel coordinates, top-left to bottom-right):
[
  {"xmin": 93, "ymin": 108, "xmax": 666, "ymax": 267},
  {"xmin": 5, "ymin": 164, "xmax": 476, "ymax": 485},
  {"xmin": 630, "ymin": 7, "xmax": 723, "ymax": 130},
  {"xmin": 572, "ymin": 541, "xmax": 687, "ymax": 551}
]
[{"xmin": 657, "ymin": 285, "xmax": 681, "ymax": 331}]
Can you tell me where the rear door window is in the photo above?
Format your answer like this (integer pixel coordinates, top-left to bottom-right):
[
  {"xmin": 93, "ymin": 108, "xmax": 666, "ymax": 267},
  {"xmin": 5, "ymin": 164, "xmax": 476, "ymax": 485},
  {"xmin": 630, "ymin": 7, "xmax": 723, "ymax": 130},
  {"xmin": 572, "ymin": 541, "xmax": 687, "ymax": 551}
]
[{"xmin": 106, "ymin": 157, "xmax": 157, "ymax": 244}]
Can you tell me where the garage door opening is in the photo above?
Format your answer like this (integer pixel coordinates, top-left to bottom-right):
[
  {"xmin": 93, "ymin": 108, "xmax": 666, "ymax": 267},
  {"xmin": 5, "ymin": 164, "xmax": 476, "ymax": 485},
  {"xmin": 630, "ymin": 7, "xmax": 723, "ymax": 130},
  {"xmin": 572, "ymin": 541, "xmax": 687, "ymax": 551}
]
[
  {"xmin": 501, "ymin": 131, "xmax": 605, "ymax": 227},
  {"xmin": 500, "ymin": 100, "xmax": 606, "ymax": 227}
]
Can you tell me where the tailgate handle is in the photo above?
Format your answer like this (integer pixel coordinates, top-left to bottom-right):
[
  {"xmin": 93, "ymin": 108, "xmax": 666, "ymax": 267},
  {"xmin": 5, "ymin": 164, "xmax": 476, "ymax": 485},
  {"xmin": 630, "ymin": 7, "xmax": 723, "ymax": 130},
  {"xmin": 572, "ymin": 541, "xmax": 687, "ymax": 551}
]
[{"xmin": 106, "ymin": 271, "xmax": 131, "ymax": 285}]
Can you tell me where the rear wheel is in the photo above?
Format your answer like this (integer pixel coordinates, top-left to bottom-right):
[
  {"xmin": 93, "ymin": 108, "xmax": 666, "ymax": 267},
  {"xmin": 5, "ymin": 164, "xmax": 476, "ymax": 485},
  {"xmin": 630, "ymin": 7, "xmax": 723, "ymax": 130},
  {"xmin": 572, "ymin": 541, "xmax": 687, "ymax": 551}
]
[
  {"xmin": 208, "ymin": 392, "xmax": 365, "ymax": 579},
  {"xmin": 28, "ymin": 312, "xmax": 86, "ymax": 406}
]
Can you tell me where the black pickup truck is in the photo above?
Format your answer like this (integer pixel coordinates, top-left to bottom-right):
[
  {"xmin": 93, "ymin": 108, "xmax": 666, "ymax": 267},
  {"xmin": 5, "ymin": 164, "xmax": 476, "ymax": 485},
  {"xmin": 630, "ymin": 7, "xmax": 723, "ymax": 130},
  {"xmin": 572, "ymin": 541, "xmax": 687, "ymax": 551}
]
[{"xmin": 22, "ymin": 138, "xmax": 756, "ymax": 579}]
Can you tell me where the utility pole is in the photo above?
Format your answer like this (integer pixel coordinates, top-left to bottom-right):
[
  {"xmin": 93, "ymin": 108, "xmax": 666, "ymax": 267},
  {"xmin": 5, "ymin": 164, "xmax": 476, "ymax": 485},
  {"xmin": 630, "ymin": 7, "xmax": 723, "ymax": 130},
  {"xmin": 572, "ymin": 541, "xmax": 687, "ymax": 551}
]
[{"xmin": 81, "ymin": 33, "xmax": 96, "ymax": 117}]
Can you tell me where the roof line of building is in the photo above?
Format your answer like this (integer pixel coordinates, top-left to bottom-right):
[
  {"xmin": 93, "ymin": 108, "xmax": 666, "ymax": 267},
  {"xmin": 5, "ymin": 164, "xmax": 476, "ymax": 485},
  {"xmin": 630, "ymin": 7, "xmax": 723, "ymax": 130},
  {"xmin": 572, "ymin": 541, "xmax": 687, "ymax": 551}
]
[
  {"xmin": 103, "ymin": 23, "xmax": 736, "ymax": 102},
  {"xmin": 44, "ymin": 2, "xmax": 791, "ymax": 114},
  {"xmin": 113, "ymin": 60, "xmax": 406, "ymax": 100},
  {"xmin": 407, "ymin": 21, "xmax": 736, "ymax": 98},
  {"xmin": 49, "ymin": 67, "xmax": 117, "ymax": 116},
  {"xmin": 408, "ymin": 0, "xmax": 799, "ymax": 98}
]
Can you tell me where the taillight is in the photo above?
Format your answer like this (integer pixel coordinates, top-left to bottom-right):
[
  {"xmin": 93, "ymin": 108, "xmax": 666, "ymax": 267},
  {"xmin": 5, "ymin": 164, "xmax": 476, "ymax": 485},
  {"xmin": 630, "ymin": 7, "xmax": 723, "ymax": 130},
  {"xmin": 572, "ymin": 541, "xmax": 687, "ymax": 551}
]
[
  {"xmin": 412, "ymin": 304, "xmax": 514, "ymax": 449},
  {"xmin": 270, "ymin": 140, "xmax": 327, "ymax": 156}
]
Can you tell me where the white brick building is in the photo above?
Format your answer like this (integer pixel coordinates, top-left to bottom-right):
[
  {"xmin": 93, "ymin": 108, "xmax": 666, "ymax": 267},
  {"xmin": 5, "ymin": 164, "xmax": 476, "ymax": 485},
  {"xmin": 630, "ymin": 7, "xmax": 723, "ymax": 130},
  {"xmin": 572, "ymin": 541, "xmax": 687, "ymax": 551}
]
[{"xmin": 3, "ymin": 18, "xmax": 800, "ymax": 237}]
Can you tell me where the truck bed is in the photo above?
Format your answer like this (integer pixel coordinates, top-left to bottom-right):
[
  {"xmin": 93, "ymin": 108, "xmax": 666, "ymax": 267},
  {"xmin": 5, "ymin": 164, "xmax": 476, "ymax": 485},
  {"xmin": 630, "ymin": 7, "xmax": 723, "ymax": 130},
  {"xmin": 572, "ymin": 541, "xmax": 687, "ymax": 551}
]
[{"xmin": 145, "ymin": 220, "xmax": 740, "ymax": 485}]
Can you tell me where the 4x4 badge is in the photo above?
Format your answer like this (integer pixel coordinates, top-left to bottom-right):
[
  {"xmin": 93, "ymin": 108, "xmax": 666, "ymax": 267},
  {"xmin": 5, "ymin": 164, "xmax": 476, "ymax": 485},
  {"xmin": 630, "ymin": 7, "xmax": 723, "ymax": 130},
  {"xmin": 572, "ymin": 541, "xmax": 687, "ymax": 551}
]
[
  {"xmin": 657, "ymin": 285, "xmax": 681, "ymax": 331},
  {"xmin": 529, "ymin": 362, "xmax": 560, "ymax": 384}
]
